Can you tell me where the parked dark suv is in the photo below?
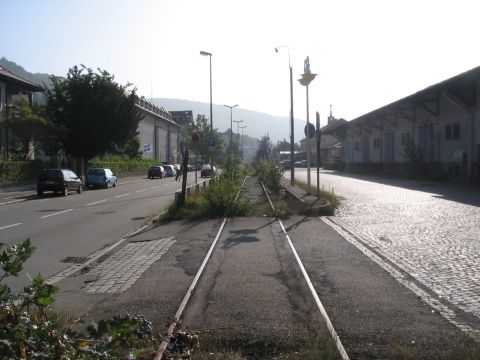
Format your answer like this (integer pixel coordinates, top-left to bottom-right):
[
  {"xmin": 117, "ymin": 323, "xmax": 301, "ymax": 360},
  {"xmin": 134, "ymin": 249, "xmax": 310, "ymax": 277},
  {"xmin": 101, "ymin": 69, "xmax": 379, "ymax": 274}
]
[
  {"xmin": 200, "ymin": 164, "xmax": 217, "ymax": 178},
  {"xmin": 37, "ymin": 169, "xmax": 83, "ymax": 196},
  {"xmin": 148, "ymin": 165, "xmax": 166, "ymax": 179}
]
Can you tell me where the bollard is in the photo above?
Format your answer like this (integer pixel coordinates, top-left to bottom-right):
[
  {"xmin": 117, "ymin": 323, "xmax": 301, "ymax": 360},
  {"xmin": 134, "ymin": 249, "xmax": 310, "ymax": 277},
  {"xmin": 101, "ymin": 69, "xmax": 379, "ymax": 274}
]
[{"xmin": 174, "ymin": 191, "xmax": 180, "ymax": 209}]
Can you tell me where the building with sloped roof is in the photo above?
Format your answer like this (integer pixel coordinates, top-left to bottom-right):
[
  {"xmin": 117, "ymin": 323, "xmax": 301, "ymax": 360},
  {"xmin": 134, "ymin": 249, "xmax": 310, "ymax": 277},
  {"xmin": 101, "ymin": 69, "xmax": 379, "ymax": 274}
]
[
  {"xmin": 0, "ymin": 66, "xmax": 43, "ymax": 159},
  {"xmin": 323, "ymin": 66, "xmax": 480, "ymax": 181}
]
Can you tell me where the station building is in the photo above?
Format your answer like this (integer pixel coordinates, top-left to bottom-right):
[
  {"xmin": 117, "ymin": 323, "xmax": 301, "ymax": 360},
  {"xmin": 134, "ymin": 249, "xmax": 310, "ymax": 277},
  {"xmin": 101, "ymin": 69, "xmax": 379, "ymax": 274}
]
[{"xmin": 324, "ymin": 66, "xmax": 480, "ymax": 181}]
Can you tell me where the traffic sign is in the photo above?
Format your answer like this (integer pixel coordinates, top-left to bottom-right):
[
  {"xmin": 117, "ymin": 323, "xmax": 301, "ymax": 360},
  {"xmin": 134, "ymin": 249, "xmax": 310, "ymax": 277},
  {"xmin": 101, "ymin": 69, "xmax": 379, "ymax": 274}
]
[
  {"xmin": 192, "ymin": 132, "xmax": 200, "ymax": 143},
  {"xmin": 304, "ymin": 123, "xmax": 315, "ymax": 138},
  {"xmin": 208, "ymin": 137, "xmax": 216, "ymax": 148}
]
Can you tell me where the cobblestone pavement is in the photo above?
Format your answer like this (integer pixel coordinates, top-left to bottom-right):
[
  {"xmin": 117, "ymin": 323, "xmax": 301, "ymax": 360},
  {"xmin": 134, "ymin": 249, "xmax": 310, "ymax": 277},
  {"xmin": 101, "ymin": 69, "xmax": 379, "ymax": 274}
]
[
  {"xmin": 296, "ymin": 170, "xmax": 480, "ymax": 337},
  {"xmin": 83, "ymin": 236, "xmax": 175, "ymax": 294}
]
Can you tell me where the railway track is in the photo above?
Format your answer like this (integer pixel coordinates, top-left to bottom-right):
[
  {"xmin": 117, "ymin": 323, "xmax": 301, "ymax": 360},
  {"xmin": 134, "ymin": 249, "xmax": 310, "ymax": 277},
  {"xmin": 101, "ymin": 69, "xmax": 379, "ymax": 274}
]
[{"xmin": 154, "ymin": 176, "xmax": 348, "ymax": 359}]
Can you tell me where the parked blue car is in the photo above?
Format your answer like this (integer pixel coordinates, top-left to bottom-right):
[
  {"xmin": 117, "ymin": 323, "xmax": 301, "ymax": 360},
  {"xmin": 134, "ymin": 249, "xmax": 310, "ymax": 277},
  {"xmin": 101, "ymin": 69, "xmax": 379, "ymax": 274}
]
[{"xmin": 85, "ymin": 168, "xmax": 117, "ymax": 189}]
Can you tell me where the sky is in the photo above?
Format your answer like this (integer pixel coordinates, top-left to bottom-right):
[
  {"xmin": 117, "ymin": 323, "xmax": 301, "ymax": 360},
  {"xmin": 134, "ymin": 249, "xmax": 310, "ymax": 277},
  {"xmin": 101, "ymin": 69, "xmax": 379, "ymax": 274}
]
[{"xmin": 3, "ymin": 0, "xmax": 480, "ymax": 136}]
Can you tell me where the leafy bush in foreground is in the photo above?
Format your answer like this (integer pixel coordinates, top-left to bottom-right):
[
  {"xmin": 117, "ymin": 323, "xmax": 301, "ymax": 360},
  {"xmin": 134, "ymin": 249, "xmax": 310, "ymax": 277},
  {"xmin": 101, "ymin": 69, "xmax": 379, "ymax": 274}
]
[{"xmin": 0, "ymin": 239, "xmax": 157, "ymax": 359}]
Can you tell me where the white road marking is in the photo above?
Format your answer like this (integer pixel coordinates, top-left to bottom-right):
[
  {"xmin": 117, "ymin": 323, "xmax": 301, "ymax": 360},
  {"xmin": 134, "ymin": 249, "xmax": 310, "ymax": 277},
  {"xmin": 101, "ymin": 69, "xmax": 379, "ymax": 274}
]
[
  {"xmin": 150, "ymin": 185, "xmax": 161, "ymax": 189},
  {"xmin": 0, "ymin": 223, "xmax": 22, "ymax": 230},
  {"xmin": 114, "ymin": 193, "xmax": 130, "ymax": 198},
  {"xmin": 135, "ymin": 189, "xmax": 147, "ymax": 193},
  {"xmin": 122, "ymin": 180, "xmax": 144, "ymax": 184},
  {"xmin": 85, "ymin": 199, "xmax": 108, "ymax": 206},
  {"xmin": 41, "ymin": 209, "xmax": 74, "ymax": 219},
  {"xmin": 4, "ymin": 195, "xmax": 22, "ymax": 200},
  {"xmin": 0, "ymin": 198, "xmax": 26, "ymax": 206}
]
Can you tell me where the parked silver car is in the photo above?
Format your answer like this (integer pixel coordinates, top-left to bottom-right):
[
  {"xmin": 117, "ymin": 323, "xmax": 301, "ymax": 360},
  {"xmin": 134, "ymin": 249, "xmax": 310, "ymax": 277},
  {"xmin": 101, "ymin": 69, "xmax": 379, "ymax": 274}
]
[{"xmin": 163, "ymin": 165, "xmax": 176, "ymax": 177}]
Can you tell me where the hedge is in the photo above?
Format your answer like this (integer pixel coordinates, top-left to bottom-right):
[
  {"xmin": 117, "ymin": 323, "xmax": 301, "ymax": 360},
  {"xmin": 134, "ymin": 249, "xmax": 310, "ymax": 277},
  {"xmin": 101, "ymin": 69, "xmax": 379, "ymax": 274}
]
[
  {"xmin": 87, "ymin": 160, "xmax": 158, "ymax": 175},
  {"xmin": 0, "ymin": 160, "xmax": 49, "ymax": 185},
  {"xmin": 0, "ymin": 159, "xmax": 159, "ymax": 186}
]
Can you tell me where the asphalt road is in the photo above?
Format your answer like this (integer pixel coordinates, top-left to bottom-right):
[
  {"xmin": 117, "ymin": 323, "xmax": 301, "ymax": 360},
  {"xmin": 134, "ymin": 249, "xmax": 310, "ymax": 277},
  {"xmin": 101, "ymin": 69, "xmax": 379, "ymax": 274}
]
[{"xmin": 0, "ymin": 172, "xmax": 202, "ymax": 291}]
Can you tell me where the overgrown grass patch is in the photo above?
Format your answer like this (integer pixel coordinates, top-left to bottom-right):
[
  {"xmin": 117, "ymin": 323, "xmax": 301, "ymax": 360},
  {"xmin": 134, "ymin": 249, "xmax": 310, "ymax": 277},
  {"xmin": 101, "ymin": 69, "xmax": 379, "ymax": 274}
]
[
  {"xmin": 190, "ymin": 326, "xmax": 341, "ymax": 360},
  {"xmin": 256, "ymin": 160, "xmax": 283, "ymax": 194},
  {"xmin": 295, "ymin": 181, "xmax": 340, "ymax": 211},
  {"xmin": 161, "ymin": 178, "xmax": 253, "ymax": 221}
]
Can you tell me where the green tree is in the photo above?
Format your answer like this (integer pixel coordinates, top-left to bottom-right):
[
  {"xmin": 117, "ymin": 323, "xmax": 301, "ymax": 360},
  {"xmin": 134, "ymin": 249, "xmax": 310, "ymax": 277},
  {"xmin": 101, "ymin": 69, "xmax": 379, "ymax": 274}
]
[
  {"xmin": 180, "ymin": 114, "xmax": 224, "ymax": 164},
  {"xmin": 45, "ymin": 65, "xmax": 143, "ymax": 171},
  {"xmin": 255, "ymin": 135, "xmax": 271, "ymax": 161},
  {"xmin": 4, "ymin": 97, "xmax": 48, "ymax": 160}
]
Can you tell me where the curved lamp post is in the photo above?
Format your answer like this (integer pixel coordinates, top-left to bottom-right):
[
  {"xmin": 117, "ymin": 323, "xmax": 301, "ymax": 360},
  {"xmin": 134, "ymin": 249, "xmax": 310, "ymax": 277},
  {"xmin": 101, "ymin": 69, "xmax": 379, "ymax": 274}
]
[
  {"xmin": 275, "ymin": 46, "xmax": 295, "ymax": 185},
  {"xmin": 298, "ymin": 56, "xmax": 317, "ymax": 190}
]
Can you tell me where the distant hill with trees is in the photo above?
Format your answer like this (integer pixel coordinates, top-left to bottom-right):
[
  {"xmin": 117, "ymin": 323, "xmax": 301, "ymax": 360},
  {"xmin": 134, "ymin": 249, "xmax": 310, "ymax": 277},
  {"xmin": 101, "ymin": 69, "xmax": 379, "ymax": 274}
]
[
  {"xmin": 0, "ymin": 58, "xmax": 303, "ymax": 143},
  {"xmin": 151, "ymin": 98, "xmax": 304, "ymax": 144}
]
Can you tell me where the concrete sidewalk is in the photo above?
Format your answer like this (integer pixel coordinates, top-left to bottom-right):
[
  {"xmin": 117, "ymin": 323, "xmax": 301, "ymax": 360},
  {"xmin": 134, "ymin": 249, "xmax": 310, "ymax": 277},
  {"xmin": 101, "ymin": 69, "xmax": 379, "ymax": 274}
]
[{"xmin": 283, "ymin": 214, "xmax": 478, "ymax": 359}]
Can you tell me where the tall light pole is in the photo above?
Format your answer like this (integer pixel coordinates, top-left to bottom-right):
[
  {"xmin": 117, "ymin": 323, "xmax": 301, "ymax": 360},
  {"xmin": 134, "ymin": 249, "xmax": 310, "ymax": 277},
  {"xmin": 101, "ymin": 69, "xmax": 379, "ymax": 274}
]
[
  {"xmin": 275, "ymin": 46, "xmax": 295, "ymax": 186},
  {"xmin": 298, "ymin": 56, "xmax": 317, "ymax": 191},
  {"xmin": 233, "ymin": 119, "xmax": 243, "ymax": 154},
  {"xmin": 224, "ymin": 104, "xmax": 238, "ymax": 154},
  {"xmin": 240, "ymin": 125, "xmax": 247, "ymax": 161},
  {"xmin": 200, "ymin": 51, "xmax": 213, "ymax": 136}
]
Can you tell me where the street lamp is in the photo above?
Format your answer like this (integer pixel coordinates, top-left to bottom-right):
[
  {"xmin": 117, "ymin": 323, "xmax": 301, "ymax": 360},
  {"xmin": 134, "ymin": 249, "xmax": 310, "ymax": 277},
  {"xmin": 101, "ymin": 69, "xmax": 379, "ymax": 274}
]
[
  {"xmin": 233, "ymin": 119, "xmax": 243, "ymax": 154},
  {"xmin": 239, "ymin": 125, "xmax": 247, "ymax": 161},
  {"xmin": 224, "ymin": 104, "xmax": 238, "ymax": 154},
  {"xmin": 275, "ymin": 45, "xmax": 295, "ymax": 186},
  {"xmin": 298, "ymin": 56, "xmax": 317, "ymax": 191},
  {"xmin": 199, "ymin": 51, "xmax": 213, "ymax": 136}
]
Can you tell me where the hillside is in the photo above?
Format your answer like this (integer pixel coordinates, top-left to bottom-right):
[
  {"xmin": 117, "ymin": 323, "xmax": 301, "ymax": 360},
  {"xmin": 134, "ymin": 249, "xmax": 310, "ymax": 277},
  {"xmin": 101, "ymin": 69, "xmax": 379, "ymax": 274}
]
[
  {"xmin": 151, "ymin": 98, "xmax": 304, "ymax": 143},
  {"xmin": 0, "ymin": 58, "xmax": 303, "ymax": 143}
]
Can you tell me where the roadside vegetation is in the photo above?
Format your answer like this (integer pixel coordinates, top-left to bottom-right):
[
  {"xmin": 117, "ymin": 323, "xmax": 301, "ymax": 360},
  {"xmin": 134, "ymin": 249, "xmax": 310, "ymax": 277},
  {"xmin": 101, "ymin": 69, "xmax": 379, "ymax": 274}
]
[
  {"xmin": 256, "ymin": 160, "xmax": 283, "ymax": 194},
  {"xmin": 295, "ymin": 180, "xmax": 340, "ymax": 211},
  {"xmin": 161, "ymin": 157, "xmax": 252, "ymax": 221},
  {"xmin": 0, "ymin": 239, "xmax": 160, "ymax": 359},
  {"xmin": 189, "ymin": 324, "xmax": 341, "ymax": 360}
]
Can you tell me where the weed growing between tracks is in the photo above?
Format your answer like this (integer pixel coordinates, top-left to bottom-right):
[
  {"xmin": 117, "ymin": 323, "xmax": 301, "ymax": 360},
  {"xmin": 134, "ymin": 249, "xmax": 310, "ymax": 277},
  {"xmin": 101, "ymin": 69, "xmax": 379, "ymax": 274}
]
[
  {"xmin": 162, "ymin": 158, "xmax": 253, "ymax": 221},
  {"xmin": 295, "ymin": 181, "xmax": 340, "ymax": 211},
  {"xmin": 189, "ymin": 324, "xmax": 341, "ymax": 359},
  {"xmin": 161, "ymin": 179, "xmax": 254, "ymax": 221}
]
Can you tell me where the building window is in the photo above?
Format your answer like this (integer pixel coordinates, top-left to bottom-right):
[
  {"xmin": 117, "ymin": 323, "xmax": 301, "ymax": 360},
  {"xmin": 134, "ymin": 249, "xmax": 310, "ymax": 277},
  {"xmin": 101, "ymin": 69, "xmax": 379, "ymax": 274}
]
[
  {"xmin": 453, "ymin": 123, "xmax": 460, "ymax": 139},
  {"xmin": 401, "ymin": 132, "xmax": 411, "ymax": 145},
  {"xmin": 446, "ymin": 123, "xmax": 460, "ymax": 140},
  {"xmin": 445, "ymin": 124, "xmax": 451, "ymax": 140},
  {"xmin": 362, "ymin": 137, "xmax": 369, "ymax": 162},
  {"xmin": 373, "ymin": 138, "xmax": 380, "ymax": 149},
  {"xmin": 354, "ymin": 142, "xmax": 359, "ymax": 151},
  {"xmin": 384, "ymin": 131, "xmax": 395, "ymax": 162}
]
